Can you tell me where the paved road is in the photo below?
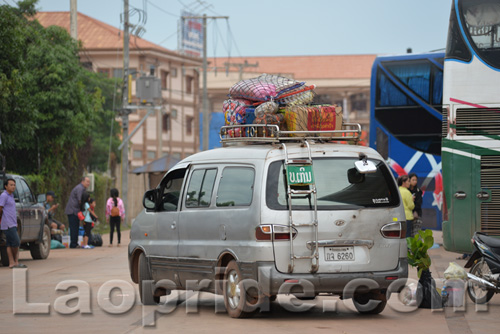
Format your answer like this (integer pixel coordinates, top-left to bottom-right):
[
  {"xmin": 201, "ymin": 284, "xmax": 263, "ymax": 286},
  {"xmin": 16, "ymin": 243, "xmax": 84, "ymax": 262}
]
[{"xmin": 0, "ymin": 230, "xmax": 498, "ymax": 334}]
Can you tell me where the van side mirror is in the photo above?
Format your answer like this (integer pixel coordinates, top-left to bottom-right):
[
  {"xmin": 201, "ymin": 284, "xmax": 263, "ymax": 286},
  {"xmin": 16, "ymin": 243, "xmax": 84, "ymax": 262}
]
[
  {"xmin": 143, "ymin": 189, "xmax": 158, "ymax": 210},
  {"xmin": 347, "ymin": 168, "xmax": 365, "ymax": 184}
]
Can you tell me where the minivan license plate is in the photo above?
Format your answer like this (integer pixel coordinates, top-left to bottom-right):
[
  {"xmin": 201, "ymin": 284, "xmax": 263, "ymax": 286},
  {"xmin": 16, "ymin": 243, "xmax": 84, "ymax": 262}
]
[{"xmin": 324, "ymin": 247, "xmax": 355, "ymax": 261}]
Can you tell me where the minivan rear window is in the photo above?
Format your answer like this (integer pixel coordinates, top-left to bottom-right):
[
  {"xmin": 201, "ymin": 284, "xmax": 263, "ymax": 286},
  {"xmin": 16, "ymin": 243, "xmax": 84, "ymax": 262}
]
[{"xmin": 266, "ymin": 158, "xmax": 399, "ymax": 210}]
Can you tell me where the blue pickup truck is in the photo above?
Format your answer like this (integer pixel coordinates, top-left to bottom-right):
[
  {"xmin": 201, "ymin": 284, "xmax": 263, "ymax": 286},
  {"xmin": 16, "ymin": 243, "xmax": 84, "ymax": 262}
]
[{"xmin": 0, "ymin": 174, "xmax": 51, "ymax": 266}]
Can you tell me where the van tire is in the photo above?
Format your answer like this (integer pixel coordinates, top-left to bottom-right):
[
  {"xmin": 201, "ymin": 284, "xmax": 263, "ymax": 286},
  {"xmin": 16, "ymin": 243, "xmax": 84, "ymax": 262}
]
[
  {"xmin": 30, "ymin": 225, "xmax": 51, "ymax": 260},
  {"xmin": 138, "ymin": 252, "xmax": 160, "ymax": 305},
  {"xmin": 223, "ymin": 260, "xmax": 259, "ymax": 318},
  {"xmin": 353, "ymin": 290, "xmax": 387, "ymax": 314}
]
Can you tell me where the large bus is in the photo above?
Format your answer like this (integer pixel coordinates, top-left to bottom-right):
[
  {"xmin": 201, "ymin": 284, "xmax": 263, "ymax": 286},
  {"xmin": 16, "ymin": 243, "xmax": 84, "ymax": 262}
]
[
  {"xmin": 442, "ymin": 0, "xmax": 500, "ymax": 253},
  {"xmin": 370, "ymin": 52, "xmax": 444, "ymax": 230}
]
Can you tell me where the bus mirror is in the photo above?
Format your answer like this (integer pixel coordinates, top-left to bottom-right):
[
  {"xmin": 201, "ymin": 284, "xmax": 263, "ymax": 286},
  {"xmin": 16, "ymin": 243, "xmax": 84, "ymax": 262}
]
[{"xmin": 354, "ymin": 160, "xmax": 377, "ymax": 174}]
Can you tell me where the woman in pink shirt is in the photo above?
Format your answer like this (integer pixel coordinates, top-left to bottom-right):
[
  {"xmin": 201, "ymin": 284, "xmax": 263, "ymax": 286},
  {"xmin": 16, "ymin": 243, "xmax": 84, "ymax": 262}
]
[{"xmin": 105, "ymin": 188, "xmax": 125, "ymax": 247}]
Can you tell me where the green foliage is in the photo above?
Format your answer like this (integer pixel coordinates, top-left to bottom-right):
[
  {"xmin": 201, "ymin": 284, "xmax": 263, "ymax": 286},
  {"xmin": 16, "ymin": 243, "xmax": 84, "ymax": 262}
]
[
  {"xmin": 407, "ymin": 229, "xmax": 434, "ymax": 278},
  {"xmin": 0, "ymin": 1, "xmax": 122, "ymax": 209}
]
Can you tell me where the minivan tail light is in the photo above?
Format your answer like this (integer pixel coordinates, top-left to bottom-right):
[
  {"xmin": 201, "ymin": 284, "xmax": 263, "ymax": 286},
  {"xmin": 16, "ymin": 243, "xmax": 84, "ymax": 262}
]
[
  {"xmin": 255, "ymin": 225, "xmax": 272, "ymax": 241},
  {"xmin": 381, "ymin": 222, "xmax": 405, "ymax": 239},
  {"xmin": 256, "ymin": 225, "xmax": 297, "ymax": 241}
]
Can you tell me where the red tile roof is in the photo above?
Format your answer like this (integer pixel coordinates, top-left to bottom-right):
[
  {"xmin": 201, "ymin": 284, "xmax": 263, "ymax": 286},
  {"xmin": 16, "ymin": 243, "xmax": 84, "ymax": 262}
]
[
  {"xmin": 35, "ymin": 11, "xmax": 174, "ymax": 54},
  {"xmin": 210, "ymin": 54, "xmax": 377, "ymax": 80},
  {"xmin": 35, "ymin": 12, "xmax": 375, "ymax": 80}
]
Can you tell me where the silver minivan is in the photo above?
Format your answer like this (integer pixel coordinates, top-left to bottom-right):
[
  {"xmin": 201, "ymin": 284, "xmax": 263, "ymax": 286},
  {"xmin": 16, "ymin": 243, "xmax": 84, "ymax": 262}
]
[{"xmin": 128, "ymin": 125, "xmax": 408, "ymax": 317}]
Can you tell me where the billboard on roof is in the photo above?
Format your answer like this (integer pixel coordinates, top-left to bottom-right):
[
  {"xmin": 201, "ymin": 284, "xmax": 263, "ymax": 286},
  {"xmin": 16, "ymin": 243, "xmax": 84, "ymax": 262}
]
[{"xmin": 180, "ymin": 10, "xmax": 203, "ymax": 57}]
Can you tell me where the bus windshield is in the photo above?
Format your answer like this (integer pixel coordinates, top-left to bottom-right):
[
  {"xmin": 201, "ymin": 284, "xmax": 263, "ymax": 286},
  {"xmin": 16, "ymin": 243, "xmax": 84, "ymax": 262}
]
[
  {"xmin": 460, "ymin": 0, "xmax": 500, "ymax": 67},
  {"xmin": 464, "ymin": 1, "xmax": 500, "ymax": 49}
]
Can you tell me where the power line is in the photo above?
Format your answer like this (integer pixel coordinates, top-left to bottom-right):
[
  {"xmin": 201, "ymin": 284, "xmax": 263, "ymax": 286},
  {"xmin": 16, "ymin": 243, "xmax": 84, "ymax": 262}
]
[
  {"xmin": 226, "ymin": 22, "xmax": 242, "ymax": 57},
  {"xmin": 146, "ymin": 0, "xmax": 178, "ymax": 17}
]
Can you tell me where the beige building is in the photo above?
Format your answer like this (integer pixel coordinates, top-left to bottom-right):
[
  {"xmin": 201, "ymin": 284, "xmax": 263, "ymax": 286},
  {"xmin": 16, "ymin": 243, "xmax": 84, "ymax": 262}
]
[
  {"xmin": 36, "ymin": 11, "xmax": 202, "ymax": 220},
  {"xmin": 36, "ymin": 11, "xmax": 376, "ymax": 220}
]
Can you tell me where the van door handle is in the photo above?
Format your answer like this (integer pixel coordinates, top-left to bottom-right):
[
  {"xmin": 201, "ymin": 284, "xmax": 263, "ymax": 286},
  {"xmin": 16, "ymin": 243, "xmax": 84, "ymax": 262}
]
[
  {"xmin": 477, "ymin": 191, "xmax": 490, "ymax": 200},
  {"xmin": 171, "ymin": 222, "xmax": 176, "ymax": 230},
  {"xmin": 454, "ymin": 191, "xmax": 467, "ymax": 199}
]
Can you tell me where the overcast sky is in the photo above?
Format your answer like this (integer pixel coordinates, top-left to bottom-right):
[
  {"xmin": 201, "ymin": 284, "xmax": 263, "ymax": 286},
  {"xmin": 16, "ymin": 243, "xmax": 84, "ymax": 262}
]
[{"xmin": 30, "ymin": 0, "xmax": 452, "ymax": 57}]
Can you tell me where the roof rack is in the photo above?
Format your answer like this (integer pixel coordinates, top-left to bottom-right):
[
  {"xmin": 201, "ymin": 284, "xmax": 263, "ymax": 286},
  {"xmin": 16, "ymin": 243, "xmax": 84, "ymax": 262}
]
[{"xmin": 220, "ymin": 123, "xmax": 362, "ymax": 146}]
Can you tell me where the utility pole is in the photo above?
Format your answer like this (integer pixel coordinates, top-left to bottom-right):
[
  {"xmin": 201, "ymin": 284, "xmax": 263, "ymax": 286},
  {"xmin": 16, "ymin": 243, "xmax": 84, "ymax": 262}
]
[
  {"xmin": 121, "ymin": 0, "xmax": 131, "ymax": 221},
  {"xmin": 182, "ymin": 14, "xmax": 228, "ymax": 151},
  {"xmin": 70, "ymin": 0, "xmax": 77, "ymax": 39},
  {"xmin": 224, "ymin": 60, "xmax": 259, "ymax": 81}
]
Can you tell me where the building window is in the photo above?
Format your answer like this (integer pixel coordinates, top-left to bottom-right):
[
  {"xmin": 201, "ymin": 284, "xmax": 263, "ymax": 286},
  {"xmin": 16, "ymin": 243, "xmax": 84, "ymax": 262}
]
[
  {"xmin": 351, "ymin": 93, "xmax": 367, "ymax": 112},
  {"xmin": 82, "ymin": 62, "xmax": 93, "ymax": 70},
  {"xmin": 172, "ymin": 152, "xmax": 181, "ymax": 160},
  {"xmin": 186, "ymin": 115, "xmax": 194, "ymax": 135},
  {"xmin": 186, "ymin": 75, "xmax": 193, "ymax": 94},
  {"xmin": 147, "ymin": 151, "xmax": 156, "ymax": 160},
  {"xmin": 162, "ymin": 114, "xmax": 171, "ymax": 132},
  {"xmin": 129, "ymin": 68, "xmax": 138, "ymax": 79},
  {"xmin": 97, "ymin": 68, "xmax": 111, "ymax": 78},
  {"xmin": 161, "ymin": 70, "xmax": 169, "ymax": 90},
  {"xmin": 113, "ymin": 68, "xmax": 123, "ymax": 79},
  {"xmin": 133, "ymin": 150, "xmax": 142, "ymax": 159}
]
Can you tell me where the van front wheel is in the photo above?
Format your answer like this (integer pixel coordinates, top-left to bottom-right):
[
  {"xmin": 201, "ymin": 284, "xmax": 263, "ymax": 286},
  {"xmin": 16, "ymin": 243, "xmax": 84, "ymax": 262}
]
[
  {"xmin": 138, "ymin": 252, "xmax": 160, "ymax": 305},
  {"xmin": 223, "ymin": 260, "xmax": 259, "ymax": 318}
]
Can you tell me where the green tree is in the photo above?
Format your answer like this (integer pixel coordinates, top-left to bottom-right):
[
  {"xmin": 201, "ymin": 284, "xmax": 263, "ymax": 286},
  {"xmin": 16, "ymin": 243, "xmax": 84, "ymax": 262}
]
[{"xmin": 0, "ymin": 0, "xmax": 121, "ymax": 212}]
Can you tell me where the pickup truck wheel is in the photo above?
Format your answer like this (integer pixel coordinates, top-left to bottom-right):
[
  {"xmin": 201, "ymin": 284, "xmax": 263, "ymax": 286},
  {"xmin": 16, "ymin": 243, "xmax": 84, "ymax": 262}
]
[
  {"xmin": 30, "ymin": 225, "xmax": 51, "ymax": 260},
  {"xmin": 138, "ymin": 252, "xmax": 160, "ymax": 305},
  {"xmin": 0, "ymin": 246, "xmax": 8, "ymax": 267}
]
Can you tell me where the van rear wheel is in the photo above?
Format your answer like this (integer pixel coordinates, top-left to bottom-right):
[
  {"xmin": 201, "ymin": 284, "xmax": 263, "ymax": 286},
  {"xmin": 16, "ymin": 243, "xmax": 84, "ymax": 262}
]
[
  {"xmin": 353, "ymin": 290, "xmax": 387, "ymax": 314},
  {"xmin": 223, "ymin": 260, "xmax": 260, "ymax": 318}
]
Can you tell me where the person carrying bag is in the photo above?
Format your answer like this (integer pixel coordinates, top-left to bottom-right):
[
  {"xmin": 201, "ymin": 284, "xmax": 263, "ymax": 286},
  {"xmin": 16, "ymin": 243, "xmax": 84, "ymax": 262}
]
[{"xmin": 106, "ymin": 188, "xmax": 125, "ymax": 247}]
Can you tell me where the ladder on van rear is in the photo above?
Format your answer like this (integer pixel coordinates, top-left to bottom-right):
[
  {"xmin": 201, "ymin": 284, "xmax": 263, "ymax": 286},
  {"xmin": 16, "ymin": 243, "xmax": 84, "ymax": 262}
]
[{"xmin": 282, "ymin": 141, "xmax": 319, "ymax": 273}]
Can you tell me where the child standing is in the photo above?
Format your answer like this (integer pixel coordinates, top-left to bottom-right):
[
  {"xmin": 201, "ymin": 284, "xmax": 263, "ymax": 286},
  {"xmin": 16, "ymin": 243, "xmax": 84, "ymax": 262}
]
[
  {"xmin": 106, "ymin": 188, "xmax": 125, "ymax": 247},
  {"xmin": 81, "ymin": 192, "xmax": 94, "ymax": 249},
  {"xmin": 88, "ymin": 198, "xmax": 98, "ymax": 224}
]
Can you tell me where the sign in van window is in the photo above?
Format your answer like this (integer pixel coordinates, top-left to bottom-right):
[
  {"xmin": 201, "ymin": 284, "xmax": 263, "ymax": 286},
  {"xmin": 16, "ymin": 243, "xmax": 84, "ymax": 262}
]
[
  {"xmin": 216, "ymin": 167, "xmax": 255, "ymax": 207},
  {"xmin": 186, "ymin": 169, "xmax": 217, "ymax": 208}
]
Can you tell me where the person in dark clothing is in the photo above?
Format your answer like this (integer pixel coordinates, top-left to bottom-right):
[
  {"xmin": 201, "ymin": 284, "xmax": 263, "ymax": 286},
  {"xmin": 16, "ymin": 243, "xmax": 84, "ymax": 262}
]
[
  {"xmin": 65, "ymin": 177, "xmax": 90, "ymax": 248},
  {"xmin": 408, "ymin": 173, "xmax": 423, "ymax": 236},
  {"xmin": 106, "ymin": 188, "xmax": 125, "ymax": 247}
]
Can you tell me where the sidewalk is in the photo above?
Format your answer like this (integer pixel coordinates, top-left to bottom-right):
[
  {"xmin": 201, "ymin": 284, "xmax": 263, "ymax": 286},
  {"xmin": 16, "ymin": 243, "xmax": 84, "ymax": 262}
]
[{"xmin": 414, "ymin": 230, "xmax": 500, "ymax": 334}]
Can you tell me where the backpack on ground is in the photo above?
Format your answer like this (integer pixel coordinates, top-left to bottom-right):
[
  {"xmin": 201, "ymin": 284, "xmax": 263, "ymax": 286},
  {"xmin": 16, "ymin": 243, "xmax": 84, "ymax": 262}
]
[{"xmin": 89, "ymin": 232, "xmax": 103, "ymax": 247}]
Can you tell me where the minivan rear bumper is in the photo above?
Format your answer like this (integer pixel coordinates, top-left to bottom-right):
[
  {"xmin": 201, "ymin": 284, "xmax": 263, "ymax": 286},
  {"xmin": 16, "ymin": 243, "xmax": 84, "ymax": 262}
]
[{"xmin": 241, "ymin": 258, "xmax": 408, "ymax": 295}]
